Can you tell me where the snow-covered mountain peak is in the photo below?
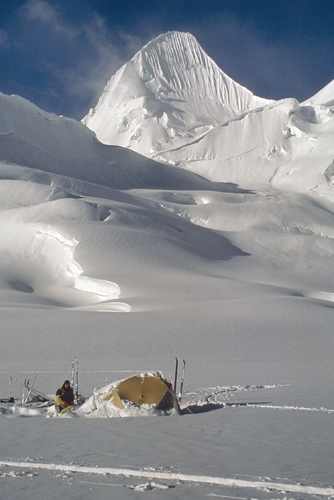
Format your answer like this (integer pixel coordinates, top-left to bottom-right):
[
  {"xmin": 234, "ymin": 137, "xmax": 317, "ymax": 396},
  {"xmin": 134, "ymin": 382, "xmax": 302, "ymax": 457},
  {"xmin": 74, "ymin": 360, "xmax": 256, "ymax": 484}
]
[
  {"xmin": 83, "ymin": 31, "xmax": 270, "ymax": 154},
  {"xmin": 130, "ymin": 31, "xmax": 264, "ymax": 110}
]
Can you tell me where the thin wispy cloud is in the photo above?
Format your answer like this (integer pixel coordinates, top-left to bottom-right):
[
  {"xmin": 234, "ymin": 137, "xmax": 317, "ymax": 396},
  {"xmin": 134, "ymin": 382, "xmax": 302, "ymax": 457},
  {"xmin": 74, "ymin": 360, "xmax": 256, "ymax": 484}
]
[
  {"xmin": 22, "ymin": 0, "xmax": 79, "ymax": 39},
  {"xmin": 24, "ymin": 0, "xmax": 59, "ymax": 24},
  {"xmin": 0, "ymin": 0, "xmax": 148, "ymax": 118}
]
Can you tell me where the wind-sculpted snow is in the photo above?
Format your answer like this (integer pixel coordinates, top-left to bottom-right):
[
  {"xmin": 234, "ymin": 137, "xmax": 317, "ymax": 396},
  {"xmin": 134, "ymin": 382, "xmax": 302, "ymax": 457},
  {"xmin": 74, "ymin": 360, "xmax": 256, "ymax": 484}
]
[
  {"xmin": 0, "ymin": 162, "xmax": 249, "ymax": 309},
  {"xmin": 0, "ymin": 217, "xmax": 122, "ymax": 308},
  {"xmin": 2, "ymin": 158, "xmax": 334, "ymax": 310}
]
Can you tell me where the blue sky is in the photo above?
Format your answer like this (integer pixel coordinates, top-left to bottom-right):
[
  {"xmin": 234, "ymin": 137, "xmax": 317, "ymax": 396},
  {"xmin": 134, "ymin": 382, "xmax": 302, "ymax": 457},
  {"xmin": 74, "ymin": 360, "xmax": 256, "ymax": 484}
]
[{"xmin": 1, "ymin": 0, "xmax": 333, "ymax": 119}]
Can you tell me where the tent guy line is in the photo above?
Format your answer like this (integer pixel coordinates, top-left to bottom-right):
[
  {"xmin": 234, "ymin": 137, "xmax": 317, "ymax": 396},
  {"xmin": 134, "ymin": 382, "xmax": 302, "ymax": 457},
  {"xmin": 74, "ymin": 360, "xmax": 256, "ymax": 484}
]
[
  {"xmin": 0, "ymin": 370, "xmax": 141, "ymax": 375},
  {"xmin": 0, "ymin": 461, "xmax": 333, "ymax": 496}
]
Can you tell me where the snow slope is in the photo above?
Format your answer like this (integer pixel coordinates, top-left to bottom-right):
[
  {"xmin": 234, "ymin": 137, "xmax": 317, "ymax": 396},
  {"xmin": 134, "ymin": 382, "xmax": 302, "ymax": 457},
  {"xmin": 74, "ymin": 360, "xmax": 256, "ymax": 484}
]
[
  {"xmin": 303, "ymin": 78, "xmax": 334, "ymax": 106},
  {"xmin": 0, "ymin": 91, "xmax": 217, "ymax": 191},
  {"xmin": 1, "ymin": 31, "xmax": 334, "ymax": 500}
]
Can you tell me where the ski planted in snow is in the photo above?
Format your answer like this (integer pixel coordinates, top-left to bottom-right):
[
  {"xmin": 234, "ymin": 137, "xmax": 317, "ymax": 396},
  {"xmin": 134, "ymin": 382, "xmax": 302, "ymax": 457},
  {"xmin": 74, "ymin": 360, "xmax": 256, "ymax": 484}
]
[
  {"xmin": 8, "ymin": 375, "xmax": 17, "ymax": 399},
  {"xmin": 178, "ymin": 360, "xmax": 186, "ymax": 403},
  {"xmin": 71, "ymin": 359, "xmax": 74, "ymax": 390},
  {"xmin": 75, "ymin": 357, "xmax": 78, "ymax": 404},
  {"xmin": 174, "ymin": 357, "xmax": 178, "ymax": 394}
]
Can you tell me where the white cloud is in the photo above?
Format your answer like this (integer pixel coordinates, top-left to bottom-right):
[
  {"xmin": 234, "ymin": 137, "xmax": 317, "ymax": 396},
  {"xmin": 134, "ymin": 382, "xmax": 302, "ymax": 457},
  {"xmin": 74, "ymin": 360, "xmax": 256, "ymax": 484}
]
[
  {"xmin": 52, "ymin": 23, "xmax": 147, "ymax": 116},
  {"xmin": 9, "ymin": 2, "xmax": 149, "ymax": 116},
  {"xmin": 22, "ymin": 0, "xmax": 78, "ymax": 38},
  {"xmin": 24, "ymin": 0, "xmax": 56, "ymax": 23}
]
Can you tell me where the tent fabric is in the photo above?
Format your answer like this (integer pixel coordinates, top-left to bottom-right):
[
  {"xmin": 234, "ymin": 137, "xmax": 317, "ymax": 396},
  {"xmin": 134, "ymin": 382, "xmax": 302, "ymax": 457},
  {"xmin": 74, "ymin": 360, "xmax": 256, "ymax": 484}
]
[{"xmin": 104, "ymin": 373, "xmax": 180, "ymax": 411}]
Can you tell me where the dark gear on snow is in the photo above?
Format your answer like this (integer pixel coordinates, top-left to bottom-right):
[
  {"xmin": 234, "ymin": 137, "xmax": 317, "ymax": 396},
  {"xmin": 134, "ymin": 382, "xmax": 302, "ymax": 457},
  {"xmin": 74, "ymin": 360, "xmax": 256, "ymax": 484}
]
[{"xmin": 56, "ymin": 380, "xmax": 74, "ymax": 411}]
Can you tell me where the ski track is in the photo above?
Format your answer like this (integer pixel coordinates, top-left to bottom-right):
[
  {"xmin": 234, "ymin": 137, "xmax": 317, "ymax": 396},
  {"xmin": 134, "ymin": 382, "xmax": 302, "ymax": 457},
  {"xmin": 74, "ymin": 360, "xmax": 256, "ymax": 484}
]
[
  {"xmin": 0, "ymin": 460, "xmax": 334, "ymax": 497},
  {"xmin": 247, "ymin": 404, "xmax": 334, "ymax": 413}
]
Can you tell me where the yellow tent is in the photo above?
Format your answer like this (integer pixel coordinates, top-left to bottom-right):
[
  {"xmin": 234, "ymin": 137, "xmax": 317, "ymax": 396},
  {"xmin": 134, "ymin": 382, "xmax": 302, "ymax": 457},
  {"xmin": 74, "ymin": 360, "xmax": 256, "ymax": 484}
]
[{"xmin": 104, "ymin": 373, "xmax": 180, "ymax": 412}]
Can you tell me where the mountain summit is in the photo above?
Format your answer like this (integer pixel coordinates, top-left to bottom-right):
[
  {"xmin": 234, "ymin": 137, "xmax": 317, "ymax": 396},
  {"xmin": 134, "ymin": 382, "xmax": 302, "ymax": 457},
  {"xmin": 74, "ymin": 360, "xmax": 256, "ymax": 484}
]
[{"xmin": 83, "ymin": 31, "xmax": 269, "ymax": 154}]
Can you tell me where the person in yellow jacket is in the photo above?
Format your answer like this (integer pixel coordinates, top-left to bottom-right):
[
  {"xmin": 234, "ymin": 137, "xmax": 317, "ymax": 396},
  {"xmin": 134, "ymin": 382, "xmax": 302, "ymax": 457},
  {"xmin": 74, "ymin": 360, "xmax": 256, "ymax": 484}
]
[{"xmin": 56, "ymin": 380, "xmax": 74, "ymax": 412}]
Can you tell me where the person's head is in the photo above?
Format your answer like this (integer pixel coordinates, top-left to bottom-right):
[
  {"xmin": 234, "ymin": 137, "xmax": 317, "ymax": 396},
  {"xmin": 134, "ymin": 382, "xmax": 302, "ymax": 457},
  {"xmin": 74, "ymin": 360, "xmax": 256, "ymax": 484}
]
[{"xmin": 63, "ymin": 380, "xmax": 70, "ymax": 389}]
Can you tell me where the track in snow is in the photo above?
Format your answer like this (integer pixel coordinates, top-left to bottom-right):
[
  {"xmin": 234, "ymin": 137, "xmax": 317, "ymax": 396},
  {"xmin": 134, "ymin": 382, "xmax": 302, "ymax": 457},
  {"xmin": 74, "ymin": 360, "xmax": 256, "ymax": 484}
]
[{"xmin": 0, "ymin": 460, "xmax": 334, "ymax": 497}]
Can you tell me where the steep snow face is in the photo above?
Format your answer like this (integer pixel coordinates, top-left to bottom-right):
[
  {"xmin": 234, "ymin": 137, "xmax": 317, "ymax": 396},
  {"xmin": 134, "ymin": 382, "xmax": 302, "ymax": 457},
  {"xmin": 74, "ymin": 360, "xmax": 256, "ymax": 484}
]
[{"xmin": 83, "ymin": 31, "xmax": 270, "ymax": 154}]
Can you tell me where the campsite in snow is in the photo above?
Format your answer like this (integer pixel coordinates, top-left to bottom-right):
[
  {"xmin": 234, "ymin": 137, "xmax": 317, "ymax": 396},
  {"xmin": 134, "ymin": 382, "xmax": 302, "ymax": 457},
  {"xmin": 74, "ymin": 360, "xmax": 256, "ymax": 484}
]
[{"xmin": 0, "ymin": 26, "xmax": 334, "ymax": 500}]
